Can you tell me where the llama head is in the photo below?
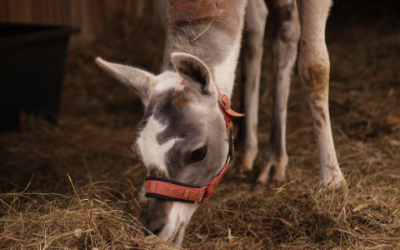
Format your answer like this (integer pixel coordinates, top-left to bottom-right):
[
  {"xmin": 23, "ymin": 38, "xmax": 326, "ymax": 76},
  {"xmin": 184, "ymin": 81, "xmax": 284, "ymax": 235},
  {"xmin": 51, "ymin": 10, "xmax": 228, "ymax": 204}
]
[{"xmin": 96, "ymin": 53, "xmax": 229, "ymax": 245}]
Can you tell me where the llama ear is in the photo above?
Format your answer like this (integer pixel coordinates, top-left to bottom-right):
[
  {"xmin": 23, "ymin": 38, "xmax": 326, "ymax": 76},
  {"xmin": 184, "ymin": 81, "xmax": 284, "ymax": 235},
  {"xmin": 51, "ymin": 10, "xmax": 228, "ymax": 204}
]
[
  {"xmin": 171, "ymin": 52, "xmax": 216, "ymax": 96},
  {"xmin": 95, "ymin": 57, "xmax": 156, "ymax": 106}
]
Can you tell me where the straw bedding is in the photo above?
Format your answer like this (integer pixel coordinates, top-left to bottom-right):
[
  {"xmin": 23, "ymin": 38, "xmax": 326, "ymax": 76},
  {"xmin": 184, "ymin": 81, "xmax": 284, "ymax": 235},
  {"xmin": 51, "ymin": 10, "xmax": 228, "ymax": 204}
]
[{"xmin": 1, "ymin": 3, "xmax": 400, "ymax": 249}]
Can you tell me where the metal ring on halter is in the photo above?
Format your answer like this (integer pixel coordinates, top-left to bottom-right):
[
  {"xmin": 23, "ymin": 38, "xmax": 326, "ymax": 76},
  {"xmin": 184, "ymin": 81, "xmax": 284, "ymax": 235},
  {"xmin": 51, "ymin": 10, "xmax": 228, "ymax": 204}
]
[{"xmin": 218, "ymin": 94, "xmax": 230, "ymax": 109}]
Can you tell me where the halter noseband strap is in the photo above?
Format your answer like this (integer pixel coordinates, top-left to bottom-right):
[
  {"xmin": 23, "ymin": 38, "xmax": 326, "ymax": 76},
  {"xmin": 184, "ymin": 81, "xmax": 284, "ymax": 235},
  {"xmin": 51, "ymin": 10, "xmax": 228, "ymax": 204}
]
[
  {"xmin": 145, "ymin": 161, "xmax": 229, "ymax": 203},
  {"xmin": 145, "ymin": 87, "xmax": 244, "ymax": 203}
]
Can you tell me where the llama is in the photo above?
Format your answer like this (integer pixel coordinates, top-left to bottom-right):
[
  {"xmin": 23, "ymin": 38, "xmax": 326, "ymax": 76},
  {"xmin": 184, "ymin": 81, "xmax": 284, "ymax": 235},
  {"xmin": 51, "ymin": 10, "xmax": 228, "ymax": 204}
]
[{"xmin": 96, "ymin": 0, "xmax": 345, "ymax": 245}]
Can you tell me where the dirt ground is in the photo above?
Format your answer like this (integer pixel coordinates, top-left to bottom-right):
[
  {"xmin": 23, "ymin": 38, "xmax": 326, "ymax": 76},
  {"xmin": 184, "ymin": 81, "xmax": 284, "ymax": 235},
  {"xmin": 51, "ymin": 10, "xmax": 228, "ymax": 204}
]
[{"xmin": 1, "ymin": 1, "xmax": 400, "ymax": 249}]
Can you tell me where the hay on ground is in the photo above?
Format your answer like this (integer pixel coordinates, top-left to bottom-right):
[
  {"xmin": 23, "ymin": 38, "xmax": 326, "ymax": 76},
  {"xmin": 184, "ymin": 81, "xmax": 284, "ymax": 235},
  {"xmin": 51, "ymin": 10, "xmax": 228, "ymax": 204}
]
[{"xmin": 1, "ymin": 1, "xmax": 400, "ymax": 249}]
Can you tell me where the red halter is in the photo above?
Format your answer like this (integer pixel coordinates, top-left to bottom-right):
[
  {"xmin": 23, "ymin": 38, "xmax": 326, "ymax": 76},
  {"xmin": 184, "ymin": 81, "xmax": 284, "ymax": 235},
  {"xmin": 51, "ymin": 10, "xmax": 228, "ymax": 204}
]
[{"xmin": 145, "ymin": 88, "xmax": 244, "ymax": 203}]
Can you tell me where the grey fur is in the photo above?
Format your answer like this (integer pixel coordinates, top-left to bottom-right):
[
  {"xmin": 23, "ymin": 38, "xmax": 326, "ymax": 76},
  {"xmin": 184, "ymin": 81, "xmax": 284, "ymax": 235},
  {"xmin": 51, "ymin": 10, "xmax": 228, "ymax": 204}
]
[
  {"xmin": 161, "ymin": 0, "xmax": 242, "ymax": 70},
  {"xmin": 257, "ymin": 0, "xmax": 300, "ymax": 185},
  {"xmin": 132, "ymin": 88, "xmax": 229, "ymax": 186}
]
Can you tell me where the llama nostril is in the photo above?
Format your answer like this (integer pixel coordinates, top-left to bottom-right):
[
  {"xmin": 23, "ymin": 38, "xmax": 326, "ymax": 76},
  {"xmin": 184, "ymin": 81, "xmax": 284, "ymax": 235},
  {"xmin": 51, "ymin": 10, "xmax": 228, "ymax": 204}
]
[
  {"xmin": 141, "ymin": 199, "xmax": 169, "ymax": 237},
  {"xmin": 142, "ymin": 216, "xmax": 165, "ymax": 236},
  {"xmin": 143, "ymin": 224, "xmax": 164, "ymax": 236},
  {"xmin": 152, "ymin": 226, "xmax": 164, "ymax": 236},
  {"xmin": 149, "ymin": 222, "xmax": 165, "ymax": 236}
]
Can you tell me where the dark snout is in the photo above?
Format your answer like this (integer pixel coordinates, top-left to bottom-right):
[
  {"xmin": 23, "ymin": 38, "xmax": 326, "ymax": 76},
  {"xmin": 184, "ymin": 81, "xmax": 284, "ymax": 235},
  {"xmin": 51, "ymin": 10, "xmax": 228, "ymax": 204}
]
[{"xmin": 141, "ymin": 198, "xmax": 172, "ymax": 235}]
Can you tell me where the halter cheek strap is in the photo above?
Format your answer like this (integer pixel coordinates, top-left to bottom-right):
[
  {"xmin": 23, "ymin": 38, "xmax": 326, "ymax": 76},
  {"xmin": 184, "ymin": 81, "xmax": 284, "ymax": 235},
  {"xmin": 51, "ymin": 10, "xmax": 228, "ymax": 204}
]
[{"xmin": 144, "ymin": 88, "xmax": 244, "ymax": 203}]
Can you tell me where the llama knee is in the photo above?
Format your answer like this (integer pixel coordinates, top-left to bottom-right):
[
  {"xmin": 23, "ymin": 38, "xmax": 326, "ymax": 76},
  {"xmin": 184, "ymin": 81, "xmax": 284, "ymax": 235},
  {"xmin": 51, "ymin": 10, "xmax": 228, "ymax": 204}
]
[{"xmin": 299, "ymin": 58, "xmax": 330, "ymax": 96}]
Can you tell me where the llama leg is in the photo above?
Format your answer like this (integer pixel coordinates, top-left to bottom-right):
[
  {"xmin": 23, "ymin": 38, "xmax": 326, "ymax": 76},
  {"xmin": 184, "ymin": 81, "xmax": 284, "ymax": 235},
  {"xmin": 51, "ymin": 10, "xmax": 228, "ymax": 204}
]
[
  {"xmin": 256, "ymin": 0, "xmax": 300, "ymax": 186},
  {"xmin": 235, "ymin": 0, "xmax": 268, "ymax": 174},
  {"xmin": 296, "ymin": 0, "xmax": 345, "ymax": 186}
]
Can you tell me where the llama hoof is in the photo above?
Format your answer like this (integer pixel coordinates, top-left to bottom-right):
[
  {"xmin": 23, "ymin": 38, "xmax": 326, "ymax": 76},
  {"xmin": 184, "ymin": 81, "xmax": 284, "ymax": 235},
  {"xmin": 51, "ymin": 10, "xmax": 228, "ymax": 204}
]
[{"xmin": 252, "ymin": 180, "xmax": 265, "ymax": 191}]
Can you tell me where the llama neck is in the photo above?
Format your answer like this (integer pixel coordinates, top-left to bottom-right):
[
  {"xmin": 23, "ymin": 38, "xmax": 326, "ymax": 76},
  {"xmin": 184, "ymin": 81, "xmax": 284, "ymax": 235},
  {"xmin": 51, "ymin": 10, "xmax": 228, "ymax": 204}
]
[{"xmin": 161, "ymin": 1, "xmax": 245, "ymax": 97}]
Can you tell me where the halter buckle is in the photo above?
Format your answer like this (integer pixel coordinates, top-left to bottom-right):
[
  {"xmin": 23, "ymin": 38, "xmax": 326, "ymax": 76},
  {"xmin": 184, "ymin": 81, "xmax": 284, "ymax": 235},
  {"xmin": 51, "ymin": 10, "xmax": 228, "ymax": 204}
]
[{"xmin": 218, "ymin": 94, "xmax": 230, "ymax": 109}]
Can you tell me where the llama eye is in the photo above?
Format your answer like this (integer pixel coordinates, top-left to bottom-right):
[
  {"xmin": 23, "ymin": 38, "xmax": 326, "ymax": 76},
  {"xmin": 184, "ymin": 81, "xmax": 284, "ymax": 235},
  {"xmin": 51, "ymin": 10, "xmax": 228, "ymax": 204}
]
[{"xmin": 191, "ymin": 146, "xmax": 207, "ymax": 163}]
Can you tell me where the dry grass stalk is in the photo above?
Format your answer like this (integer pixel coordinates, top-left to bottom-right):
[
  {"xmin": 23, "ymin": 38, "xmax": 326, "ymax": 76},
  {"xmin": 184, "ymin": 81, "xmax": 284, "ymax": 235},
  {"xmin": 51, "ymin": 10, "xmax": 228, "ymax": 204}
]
[{"xmin": 0, "ymin": 184, "xmax": 180, "ymax": 249}]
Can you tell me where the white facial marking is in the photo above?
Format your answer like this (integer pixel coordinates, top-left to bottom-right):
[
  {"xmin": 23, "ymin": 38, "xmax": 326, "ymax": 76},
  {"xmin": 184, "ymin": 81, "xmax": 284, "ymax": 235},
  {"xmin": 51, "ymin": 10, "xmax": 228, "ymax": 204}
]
[
  {"xmin": 157, "ymin": 202, "xmax": 199, "ymax": 243},
  {"xmin": 137, "ymin": 115, "xmax": 180, "ymax": 170}
]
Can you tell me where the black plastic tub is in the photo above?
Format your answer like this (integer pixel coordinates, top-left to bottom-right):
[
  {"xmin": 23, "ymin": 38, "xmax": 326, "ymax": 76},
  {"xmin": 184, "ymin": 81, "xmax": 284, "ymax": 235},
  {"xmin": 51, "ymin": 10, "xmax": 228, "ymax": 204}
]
[{"xmin": 0, "ymin": 23, "xmax": 80, "ymax": 132}]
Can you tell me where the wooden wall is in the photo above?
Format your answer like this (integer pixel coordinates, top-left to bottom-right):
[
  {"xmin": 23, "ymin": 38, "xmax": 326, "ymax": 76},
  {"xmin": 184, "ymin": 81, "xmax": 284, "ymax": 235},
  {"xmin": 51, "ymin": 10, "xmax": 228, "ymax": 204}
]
[{"xmin": 0, "ymin": 0, "xmax": 155, "ymax": 48}]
